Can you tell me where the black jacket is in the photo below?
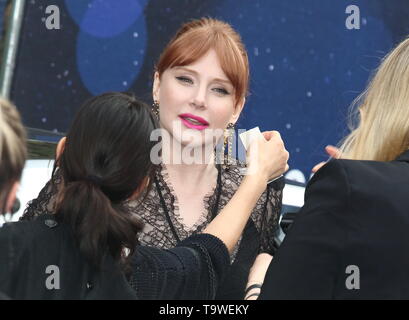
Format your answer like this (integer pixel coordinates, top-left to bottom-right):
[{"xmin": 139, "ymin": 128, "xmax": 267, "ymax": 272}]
[
  {"xmin": 260, "ymin": 150, "xmax": 409, "ymax": 299},
  {"xmin": 0, "ymin": 215, "xmax": 229, "ymax": 299}
]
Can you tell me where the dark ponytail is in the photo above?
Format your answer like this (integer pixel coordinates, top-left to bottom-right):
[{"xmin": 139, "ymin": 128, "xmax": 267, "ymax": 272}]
[{"xmin": 54, "ymin": 92, "xmax": 157, "ymax": 269}]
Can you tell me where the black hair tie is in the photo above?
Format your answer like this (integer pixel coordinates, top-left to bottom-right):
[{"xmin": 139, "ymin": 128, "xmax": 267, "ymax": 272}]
[{"xmin": 85, "ymin": 175, "xmax": 103, "ymax": 186}]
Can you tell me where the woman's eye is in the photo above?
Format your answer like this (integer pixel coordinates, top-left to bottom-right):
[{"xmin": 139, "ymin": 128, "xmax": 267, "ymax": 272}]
[
  {"xmin": 213, "ymin": 87, "xmax": 230, "ymax": 95},
  {"xmin": 175, "ymin": 76, "xmax": 193, "ymax": 84}
]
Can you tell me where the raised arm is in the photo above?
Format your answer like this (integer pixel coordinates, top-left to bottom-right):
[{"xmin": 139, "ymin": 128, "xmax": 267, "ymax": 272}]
[
  {"xmin": 202, "ymin": 131, "xmax": 289, "ymax": 253},
  {"xmin": 131, "ymin": 131, "xmax": 289, "ymax": 299}
]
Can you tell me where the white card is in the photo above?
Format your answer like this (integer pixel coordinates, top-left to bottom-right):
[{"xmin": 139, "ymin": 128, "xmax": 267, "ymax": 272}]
[
  {"xmin": 239, "ymin": 127, "xmax": 263, "ymax": 150},
  {"xmin": 239, "ymin": 127, "xmax": 284, "ymax": 182}
]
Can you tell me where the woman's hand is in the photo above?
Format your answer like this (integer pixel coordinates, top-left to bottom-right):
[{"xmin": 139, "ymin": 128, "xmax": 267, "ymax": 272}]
[
  {"xmin": 244, "ymin": 253, "xmax": 273, "ymax": 300},
  {"xmin": 311, "ymin": 145, "xmax": 341, "ymax": 173},
  {"xmin": 246, "ymin": 131, "xmax": 289, "ymax": 184}
]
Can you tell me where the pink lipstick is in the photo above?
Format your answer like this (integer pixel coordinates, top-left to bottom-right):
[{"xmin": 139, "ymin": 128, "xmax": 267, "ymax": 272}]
[{"xmin": 179, "ymin": 113, "xmax": 209, "ymax": 130}]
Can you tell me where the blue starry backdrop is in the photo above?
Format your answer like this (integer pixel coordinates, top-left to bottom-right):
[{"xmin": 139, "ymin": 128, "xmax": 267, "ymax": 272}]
[{"xmin": 7, "ymin": 0, "xmax": 409, "ymax": 179}]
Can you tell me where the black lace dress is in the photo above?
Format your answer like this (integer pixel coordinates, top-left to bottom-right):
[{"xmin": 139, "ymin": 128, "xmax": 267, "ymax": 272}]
[{"xmin": 21, "ymin": 163, "xmax": 284, "ymax": 299}]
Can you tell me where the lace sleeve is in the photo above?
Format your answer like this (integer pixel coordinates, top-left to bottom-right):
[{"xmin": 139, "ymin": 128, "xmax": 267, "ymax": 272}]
[
  {"xmin": 219, "ymin": 163, "xmax": 285, "ymax": 256},
  {"xmin": 253, "ymin": 177, "xmax": 285, "ymax": 255},
  {"xmin": 19, "ymin": 170, "xmax": 62, "ymax": 221}
]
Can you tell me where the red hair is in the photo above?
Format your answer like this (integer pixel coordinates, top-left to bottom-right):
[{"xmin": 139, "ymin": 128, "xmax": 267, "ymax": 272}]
[{"xmin": 156, "ymin": 18, "xmax": 249, "ymax": 104}]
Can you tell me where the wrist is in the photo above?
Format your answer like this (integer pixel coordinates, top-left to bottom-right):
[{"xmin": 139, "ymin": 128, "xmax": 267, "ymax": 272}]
[
  {"xmin": 242, "ymin": 172, "xmax": 268, "ymax": 190},
  {"xmin": 244, "ymin": 283, "xmax": 262, "ymax": 300}
]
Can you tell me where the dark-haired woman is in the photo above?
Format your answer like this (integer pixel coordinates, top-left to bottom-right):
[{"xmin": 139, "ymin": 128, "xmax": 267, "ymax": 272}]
[{"xmin": 0, "ymin": 92, "xmax": 288, "ymax": 299}]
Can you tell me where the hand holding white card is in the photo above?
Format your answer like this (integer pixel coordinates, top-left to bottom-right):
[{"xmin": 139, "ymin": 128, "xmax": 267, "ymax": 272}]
[
  {"xmin": 239, "ymin": 127, "xmax": 285, "ymax": 183},
  {"xmin": 239, "ymin": 127, "xmax": 264, "ymax": 151}
]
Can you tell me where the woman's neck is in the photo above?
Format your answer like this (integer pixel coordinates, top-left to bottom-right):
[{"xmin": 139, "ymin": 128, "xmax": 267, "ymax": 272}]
[
  {"xmin": 162, "ymin": 137, "xmax": 218, "ymax": 188},
  {"xmin": 165, "ymin": 161, "xmax": 217, "ymax": 186}
]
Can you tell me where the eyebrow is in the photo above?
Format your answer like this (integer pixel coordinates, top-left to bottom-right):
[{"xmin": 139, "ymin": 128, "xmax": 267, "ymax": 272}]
[{"xmin": 173, "ymin": 66, "xmax": 232, "ymax": 85}]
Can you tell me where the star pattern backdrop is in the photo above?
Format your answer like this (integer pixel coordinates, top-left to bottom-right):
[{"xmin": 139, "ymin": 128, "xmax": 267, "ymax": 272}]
[{"xmin": 8, "ymin": 0, "xmax": 409, "ymax": 179}]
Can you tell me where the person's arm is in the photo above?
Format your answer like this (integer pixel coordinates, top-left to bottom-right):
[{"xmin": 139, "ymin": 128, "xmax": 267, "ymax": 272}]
[
  {"xmin": 259, "ymin": 159, "xmax": 350, "ymax": 299},
  {"xmin": 203, "ymin": 131, "xmax": 289, "ymax": 254},
  {"xmin": 131, "ymin": 131, "xmax": 289, "ymax": 300},
  {"xmin": 244, "ymin": 253, "xmax": 273, "ymax": 300},
  {"xmin": 244, "ymin": 175, "xmax": 285, "ymax": 299}
]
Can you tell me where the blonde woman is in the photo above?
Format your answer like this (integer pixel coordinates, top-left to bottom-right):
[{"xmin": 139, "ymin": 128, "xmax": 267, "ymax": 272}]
[
  {"xmin": 260, "ymin": 37, "xmax": 409, "ymax": 299},
  {"xmin": 0, "ymin": 98, "xmax": 26, "ymax": 219},
  {"xmin": 0, "ymin": 98, "xmax": 27, "ymax": 300}
]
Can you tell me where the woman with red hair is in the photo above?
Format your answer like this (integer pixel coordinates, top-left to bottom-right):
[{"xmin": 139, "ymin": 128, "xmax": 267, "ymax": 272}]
[{"xmin": 23, "ymin": 18, "xmax": 288, "ymax": 299}]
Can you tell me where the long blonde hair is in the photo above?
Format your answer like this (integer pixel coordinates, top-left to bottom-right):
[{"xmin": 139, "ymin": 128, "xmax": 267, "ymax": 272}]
[
  {"xmin": 339, "ymin": 38, "xmax": 409, "ymax": 161},
  {"xmin": 0, "ymin": 97, "xmax": 26, "ymax": 213}
]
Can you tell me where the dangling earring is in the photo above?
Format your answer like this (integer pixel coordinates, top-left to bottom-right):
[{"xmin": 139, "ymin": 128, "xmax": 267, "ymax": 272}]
[
  {"xmin": 223, "ymin": 123, "xmax": 235, "ymax": 170},
  {"xmin": 152, "ymin": 100, "xmax": 160, "ymax": 119}
]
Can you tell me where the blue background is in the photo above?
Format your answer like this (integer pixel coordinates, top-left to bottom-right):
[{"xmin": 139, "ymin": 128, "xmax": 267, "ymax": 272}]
[{"xmin": 7, "ymin": 0, "xmax": 409, "ymax": 179}]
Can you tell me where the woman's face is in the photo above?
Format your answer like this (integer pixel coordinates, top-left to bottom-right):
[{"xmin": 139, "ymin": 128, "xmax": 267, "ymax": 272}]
[{"xmin": 153, "ymin": 49, "xmax": 244, "ymax": 149}]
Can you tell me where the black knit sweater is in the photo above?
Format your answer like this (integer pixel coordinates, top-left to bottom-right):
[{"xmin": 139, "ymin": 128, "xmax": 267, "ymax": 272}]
[{"xmin": 0, "ymin": 215, "xmax": 230, "ymax": 299}]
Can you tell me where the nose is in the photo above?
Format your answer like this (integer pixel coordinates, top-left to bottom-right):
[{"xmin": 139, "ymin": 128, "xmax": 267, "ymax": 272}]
[{"xmin": 191, "ymin": 84, "xmax": 207, "ymax": 109}]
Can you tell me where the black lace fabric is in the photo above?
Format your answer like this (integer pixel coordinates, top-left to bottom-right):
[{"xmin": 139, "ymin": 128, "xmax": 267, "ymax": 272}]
[
  {"xmin": 21, "ymin": 170, "xmax": 62, "ymax": 220},
  {"xmin": 21, "ymin": 163, "xmax": 283, "ymax": 261}
]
